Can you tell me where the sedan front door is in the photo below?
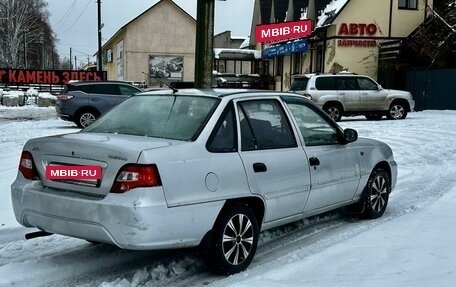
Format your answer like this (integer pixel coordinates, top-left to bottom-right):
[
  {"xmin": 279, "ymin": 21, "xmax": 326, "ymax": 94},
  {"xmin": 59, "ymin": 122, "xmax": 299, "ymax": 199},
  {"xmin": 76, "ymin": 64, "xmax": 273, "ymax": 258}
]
[{"xmin": 283, "ymin": 96, "xmax": 361, "ymax": 212}]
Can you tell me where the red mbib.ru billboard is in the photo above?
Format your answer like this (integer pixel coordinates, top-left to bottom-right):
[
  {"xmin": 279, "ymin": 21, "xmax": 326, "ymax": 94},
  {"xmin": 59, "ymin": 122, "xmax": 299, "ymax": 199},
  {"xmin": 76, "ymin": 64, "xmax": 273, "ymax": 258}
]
[{"xmin": 255, "ymin": 19, "xmax": 312, "ymax": 44}]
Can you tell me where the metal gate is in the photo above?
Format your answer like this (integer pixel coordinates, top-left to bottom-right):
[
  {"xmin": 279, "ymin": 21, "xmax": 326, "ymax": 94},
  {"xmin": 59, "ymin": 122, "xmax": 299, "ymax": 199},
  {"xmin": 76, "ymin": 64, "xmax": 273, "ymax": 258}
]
[{"xmin": 406, "ymin": 68, "xmax": 456, "ymax": 111}]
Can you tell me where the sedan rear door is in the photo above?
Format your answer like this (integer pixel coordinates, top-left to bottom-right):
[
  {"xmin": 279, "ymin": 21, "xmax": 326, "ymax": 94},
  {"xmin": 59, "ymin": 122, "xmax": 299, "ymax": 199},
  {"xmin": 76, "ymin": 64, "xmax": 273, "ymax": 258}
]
[{"xmin": 236, "ymin": 98, "xmax": 311, "ymax": 223}]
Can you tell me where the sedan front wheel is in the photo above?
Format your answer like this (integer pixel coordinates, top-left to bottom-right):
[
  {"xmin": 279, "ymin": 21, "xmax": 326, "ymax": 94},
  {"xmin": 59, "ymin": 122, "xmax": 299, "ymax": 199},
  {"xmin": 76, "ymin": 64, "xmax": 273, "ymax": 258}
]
[
  {"xmin": 209, "ymin": 205, "xmax": 259, "ymax": 275},
  {"xmin": 361, "ymin": 169, "xmax": 391, "ymax": 219}
]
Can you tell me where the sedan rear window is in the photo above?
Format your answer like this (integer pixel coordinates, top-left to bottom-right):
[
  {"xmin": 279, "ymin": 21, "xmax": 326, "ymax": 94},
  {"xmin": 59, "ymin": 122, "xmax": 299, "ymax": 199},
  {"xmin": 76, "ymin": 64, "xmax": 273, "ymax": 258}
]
[{"xmin": 84, "ymin": 95, "xmax": 219, "ymax": 141}]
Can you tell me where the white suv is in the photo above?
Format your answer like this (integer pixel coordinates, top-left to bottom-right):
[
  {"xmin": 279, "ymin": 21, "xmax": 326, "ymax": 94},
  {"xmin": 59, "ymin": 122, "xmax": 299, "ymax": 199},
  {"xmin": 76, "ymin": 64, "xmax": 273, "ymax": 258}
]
[{"xmin": 289, "ymin": 73, "xmax": 415, "ymax": 121}]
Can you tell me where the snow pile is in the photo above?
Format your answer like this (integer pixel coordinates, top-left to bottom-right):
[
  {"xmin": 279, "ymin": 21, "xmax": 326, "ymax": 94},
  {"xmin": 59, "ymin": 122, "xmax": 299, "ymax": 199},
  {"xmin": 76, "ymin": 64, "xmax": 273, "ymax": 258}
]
[
  {"xmin": 1, "ymin": 90, "xmax": 25, "ymax": 107},
  {"xmin": 26, "ymin": 88, "xmax": 39, "ymax": 97},
  {"xmin": 37, "ymin": 92, "xmax": 57, "ymax": 107}
]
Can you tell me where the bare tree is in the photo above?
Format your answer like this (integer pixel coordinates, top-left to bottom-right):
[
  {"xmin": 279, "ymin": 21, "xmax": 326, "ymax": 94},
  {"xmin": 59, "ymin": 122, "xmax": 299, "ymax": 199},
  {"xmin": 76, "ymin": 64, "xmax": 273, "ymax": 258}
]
[{"xmin": 0, "ymin": 0, "xmax": 59, "ymax": 69}]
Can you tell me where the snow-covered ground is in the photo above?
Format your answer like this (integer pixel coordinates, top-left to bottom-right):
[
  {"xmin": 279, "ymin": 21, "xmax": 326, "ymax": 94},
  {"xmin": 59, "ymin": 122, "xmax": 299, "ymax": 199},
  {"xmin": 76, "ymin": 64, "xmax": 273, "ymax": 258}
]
[{"xmin": 1, "ymin": 106, "xmax": 456, "ymax": 286}]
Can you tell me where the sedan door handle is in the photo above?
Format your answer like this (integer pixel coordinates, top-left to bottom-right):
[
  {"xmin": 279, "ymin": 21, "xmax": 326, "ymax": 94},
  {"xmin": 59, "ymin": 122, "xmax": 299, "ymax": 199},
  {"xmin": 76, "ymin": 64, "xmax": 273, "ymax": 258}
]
[
  {"xmin": 253, "ymin": 162, "xmax": 267, "ymax": 173},
  {"xmin": 309, "ymin": 157, "xmax": 320, "ymax": 166},
  {"xmin": 91, "ymin": 98, "xmax": 100, "ymax": 101}
]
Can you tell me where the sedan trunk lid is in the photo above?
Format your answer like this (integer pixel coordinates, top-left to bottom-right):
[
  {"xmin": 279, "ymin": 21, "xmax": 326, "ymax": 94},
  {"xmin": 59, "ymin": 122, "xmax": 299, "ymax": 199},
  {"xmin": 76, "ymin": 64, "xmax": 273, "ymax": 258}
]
[{"xmin": 24, "ymin": 132, "xmax": 179, "ymax": 197}]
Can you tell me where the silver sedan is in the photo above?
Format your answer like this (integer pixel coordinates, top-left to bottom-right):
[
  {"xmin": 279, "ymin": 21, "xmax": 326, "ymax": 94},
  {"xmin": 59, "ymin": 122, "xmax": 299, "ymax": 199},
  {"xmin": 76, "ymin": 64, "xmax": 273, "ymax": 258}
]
[{"xmin": 11, "ymin": 89, "xmax": 397, "ymax": 274}]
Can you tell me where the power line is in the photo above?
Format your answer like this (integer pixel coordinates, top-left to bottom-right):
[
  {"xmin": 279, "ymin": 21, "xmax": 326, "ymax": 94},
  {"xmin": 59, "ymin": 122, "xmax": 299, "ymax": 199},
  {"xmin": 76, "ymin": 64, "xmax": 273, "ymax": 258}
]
[
  {"xmin": 58, "ymin": 0, "xmax": 92, "ymax": 35},
  {"xmin": 54, "ymin": 0, "xmax": 77, "ymax": 32},
  {"xmin": 71, "ymin": 47, "xmax": 92, "ymax": 57}
]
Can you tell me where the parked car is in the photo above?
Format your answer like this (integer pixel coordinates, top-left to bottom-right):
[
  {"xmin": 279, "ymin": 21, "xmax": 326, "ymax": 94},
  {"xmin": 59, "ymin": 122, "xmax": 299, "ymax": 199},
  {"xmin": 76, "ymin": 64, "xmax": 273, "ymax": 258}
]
[
  {"xmin": 56, "ymin": 81, "xmax": 142, "ymax": 128},
  {"xmin": 12, "ymin": 89, "xmax": 397, "ymax": 274},
  {"xmin": 289, "ymin": 73, "xmax": 415, "ymax": 121}
]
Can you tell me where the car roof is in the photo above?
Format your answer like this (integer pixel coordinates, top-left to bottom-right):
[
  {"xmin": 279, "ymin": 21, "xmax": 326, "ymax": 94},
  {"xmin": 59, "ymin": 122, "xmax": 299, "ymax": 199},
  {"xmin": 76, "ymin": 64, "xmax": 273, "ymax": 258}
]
[
  {"xmin": 137, "ymin": 88, "xmax": 304, "ymax": 99},
  {"xmin": 67, "ymin": 81, "xmax": 137, "ymax": 86},
  {"xmin": 292, "ymin": 72, "xmax": 359, "ymax": 79}
]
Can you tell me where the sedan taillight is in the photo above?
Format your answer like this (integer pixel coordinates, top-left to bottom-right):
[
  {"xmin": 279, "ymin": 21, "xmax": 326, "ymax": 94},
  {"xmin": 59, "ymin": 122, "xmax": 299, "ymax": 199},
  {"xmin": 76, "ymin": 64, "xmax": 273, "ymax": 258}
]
[
  {"xmin": 19, "ymin": 151, "xmax": 38, "ymax": 180},
  {"xmin": 111, "ymin": 164, "xmax": 161, "ymax": 193}
]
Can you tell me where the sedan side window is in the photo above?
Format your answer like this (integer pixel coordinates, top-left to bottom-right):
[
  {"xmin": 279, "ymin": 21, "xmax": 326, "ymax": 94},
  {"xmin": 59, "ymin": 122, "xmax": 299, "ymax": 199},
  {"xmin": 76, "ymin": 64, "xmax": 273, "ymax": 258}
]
[
  {"xmin": 238, "ymin": 100, "xmax": 296, "ymax": 151},
  {"xmin": 207, "ymin": 104, "xmax": 237, "ymax": 152},
  {"xmin": 284, "ymin": 98, "xmax": 341, "ymax": 146}
]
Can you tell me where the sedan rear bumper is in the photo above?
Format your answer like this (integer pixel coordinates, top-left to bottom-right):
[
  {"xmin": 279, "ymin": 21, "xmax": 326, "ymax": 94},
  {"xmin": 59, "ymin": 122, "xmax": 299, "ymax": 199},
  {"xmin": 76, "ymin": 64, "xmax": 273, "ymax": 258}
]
[{"xmin": 11, "ymin": 175, "xmax": 223, "ymax": 250}]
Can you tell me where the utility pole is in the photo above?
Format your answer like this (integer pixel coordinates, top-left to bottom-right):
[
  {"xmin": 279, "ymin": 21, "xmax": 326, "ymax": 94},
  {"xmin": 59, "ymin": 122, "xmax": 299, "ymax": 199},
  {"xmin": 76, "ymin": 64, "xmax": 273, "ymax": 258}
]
[
  {"xmin": 97, "ymin": 0, "xmax": 103, "ymax": 71},
  {"xmin": 70, "ymin": 47, "xmax": 72, "ymax": 70},
  {"xmin": 194, "ymin": 0, "xmax": 215, "ymax": 88},
  {"xmin": 23, "ymin": 32, "xmax": 27, "ymax": 69},
  {"xmin": 75, "ymin": 56, "xmax": 77, "ymax": 70}
]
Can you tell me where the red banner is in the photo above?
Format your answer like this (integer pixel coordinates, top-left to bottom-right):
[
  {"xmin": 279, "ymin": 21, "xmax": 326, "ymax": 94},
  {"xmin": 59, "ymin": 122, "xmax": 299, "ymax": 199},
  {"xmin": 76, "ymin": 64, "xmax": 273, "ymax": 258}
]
[
  {"xmin": 255, "ymin": 19, "xmax": 312, "ymax": 43},
  {"xmin": 0, "ymin": 69, "xmax": 107, "ymax": 85}
]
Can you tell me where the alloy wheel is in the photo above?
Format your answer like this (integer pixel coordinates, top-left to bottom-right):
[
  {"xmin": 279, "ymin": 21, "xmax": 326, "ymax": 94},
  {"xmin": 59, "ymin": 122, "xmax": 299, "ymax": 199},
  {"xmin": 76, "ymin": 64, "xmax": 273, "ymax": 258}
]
[
  {"xmin": 389, "ymin": 105, "xmax": 405, "ymax": 119},
  {"xmin": 80, "ymin": 112, "xmax": 96, "ymax": 128},
  {"xmin": 222, "ymin": 213, "xmax": 254, "ymax": 265},
  {"xmin": 370, "ymin": 175, "xmax": 388, "ymax": 213},
  {"xmin": 326, "ymin": 106, "xmax": 341, "ymax": 121}
]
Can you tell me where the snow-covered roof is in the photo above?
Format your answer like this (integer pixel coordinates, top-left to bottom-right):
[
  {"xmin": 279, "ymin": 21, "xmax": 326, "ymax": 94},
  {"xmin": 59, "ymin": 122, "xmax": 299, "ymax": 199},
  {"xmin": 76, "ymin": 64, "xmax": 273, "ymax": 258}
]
[
  {"xmin": 239, "ymin": 37, "xmax": 251, "ymax": 49},
  {"xmin": 317, "ymin": 0, "xmax": 349, "ymax": 28},
  {"xmin": 213, "ymin": 48, "xmax": 262, "ymax": 60}
]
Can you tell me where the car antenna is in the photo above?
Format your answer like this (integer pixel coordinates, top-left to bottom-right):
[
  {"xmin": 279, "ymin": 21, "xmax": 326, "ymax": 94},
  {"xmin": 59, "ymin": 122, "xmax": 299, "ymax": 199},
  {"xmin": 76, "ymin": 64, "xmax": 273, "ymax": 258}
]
[{"xmin": 141, "ymin": 71, "xmax": 178, "ymax": 93}]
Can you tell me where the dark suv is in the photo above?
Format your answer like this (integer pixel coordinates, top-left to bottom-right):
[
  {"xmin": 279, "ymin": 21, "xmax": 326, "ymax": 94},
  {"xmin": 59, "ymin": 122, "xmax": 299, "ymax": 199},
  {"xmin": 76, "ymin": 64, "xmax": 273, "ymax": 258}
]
[{"xmin": 56, "ymin": 81, "xmax": 142, "ymax": 128}]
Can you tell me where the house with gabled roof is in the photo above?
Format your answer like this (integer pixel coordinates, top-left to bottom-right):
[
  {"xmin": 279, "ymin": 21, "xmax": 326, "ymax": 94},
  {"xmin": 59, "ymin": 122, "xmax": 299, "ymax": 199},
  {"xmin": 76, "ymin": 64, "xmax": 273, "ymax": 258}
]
[{"xmin": 101, "ymin": 0, "xmax": 196, "ymax": 86}]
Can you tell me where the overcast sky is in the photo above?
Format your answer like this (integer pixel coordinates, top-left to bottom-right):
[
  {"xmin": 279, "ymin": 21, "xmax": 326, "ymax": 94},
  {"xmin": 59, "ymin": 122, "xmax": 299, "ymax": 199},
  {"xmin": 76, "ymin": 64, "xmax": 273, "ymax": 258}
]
[{"xmin": 45, "ymin": 0, "xmax": 254, "ymax": 66}]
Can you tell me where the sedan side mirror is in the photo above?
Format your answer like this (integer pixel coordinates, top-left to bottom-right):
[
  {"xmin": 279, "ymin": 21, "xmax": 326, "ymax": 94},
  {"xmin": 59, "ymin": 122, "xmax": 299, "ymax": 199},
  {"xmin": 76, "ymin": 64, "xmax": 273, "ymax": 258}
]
[
  {"xmin": 377, "ymin": 84, "xmax": 383, "ymax": 90},
  {"xmin": 343, "ymin": 128, "xmax": 358, "ymax": 144}
]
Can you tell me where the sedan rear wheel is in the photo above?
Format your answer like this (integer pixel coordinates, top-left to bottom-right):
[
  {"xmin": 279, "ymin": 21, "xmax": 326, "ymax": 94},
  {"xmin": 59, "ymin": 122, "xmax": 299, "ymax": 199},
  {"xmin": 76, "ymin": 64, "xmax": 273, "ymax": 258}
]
[
  {"xmin": 209, "ymin": 205, "xmax": 259, "ymax": 274},
  {"xmin": 361, "ymin": 169, "xmax": 390, "ymax": 219}
]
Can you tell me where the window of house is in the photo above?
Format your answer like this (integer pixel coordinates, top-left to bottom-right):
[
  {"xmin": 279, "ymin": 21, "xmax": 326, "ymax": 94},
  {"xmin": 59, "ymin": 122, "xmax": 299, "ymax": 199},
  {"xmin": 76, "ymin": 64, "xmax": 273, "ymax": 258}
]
[
  {"xmin": 275, "ymin": 56, "xmax": 283, "ymax": 76},
  {"xmin": 399, "ymin": 0, "xmax": 417, "ymax": 9},
  {"xmin": 315, "ymin": 49, "xmax": 323, "ymax": 73},
  {"xmin": 293, "ymin": 53, "xmax": 302, "ymax": 74}
]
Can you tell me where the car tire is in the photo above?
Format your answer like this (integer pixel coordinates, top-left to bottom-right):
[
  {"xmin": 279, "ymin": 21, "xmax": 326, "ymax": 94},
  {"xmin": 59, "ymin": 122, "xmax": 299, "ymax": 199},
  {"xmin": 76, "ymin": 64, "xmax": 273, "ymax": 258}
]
[
  {"xmin": 207, "ymin": 204, "xmax": 259, "ymax": 275},
  {"xmin": 324, "ymin": 104, "xmax": 343, "ymax": 122},
  {"xmin": 76, "ymin": 110, "xmax": 99, "ymax": 128},
  {"xmin": 387, "ymin": 103, "xmax": 408, "ymax": 120},
  {"xmin": 360, "ymin": 169, "xmax": 391, "ymax": 219}
]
